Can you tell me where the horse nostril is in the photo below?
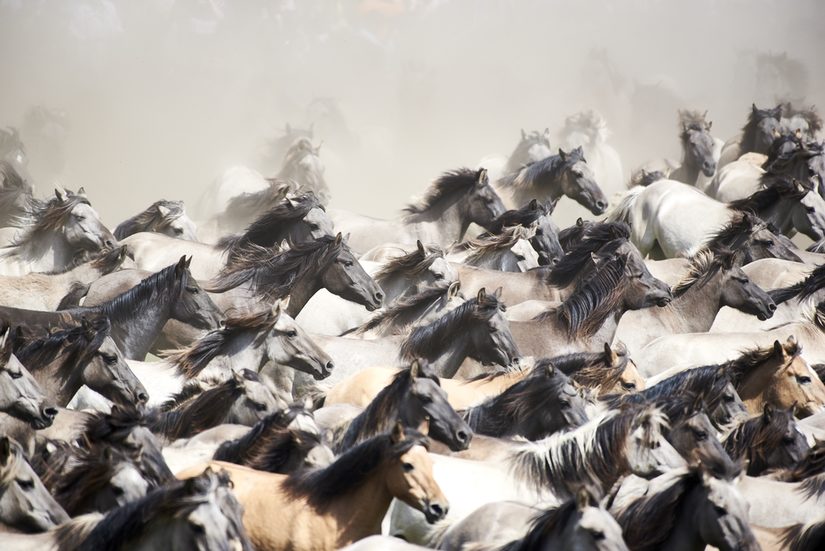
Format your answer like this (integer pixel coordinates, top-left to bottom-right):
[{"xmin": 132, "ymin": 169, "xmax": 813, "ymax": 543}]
[
  {"xmin": 325, "ymin": 361, "xmax": 335, "ymax": 372},
  {"xmin": 768, "ymin": 303, "xmax": 777, "ymax": 312},
  {"xmin": 456, "ymin": 430, "xmax": 469, "ymax": 443},
  {"xmin": 104, "ymin": 239, "xmax": 114, "ymax": 248},
  {"xmin": 137, "ymin": 392, "xmax": 149, "ymax": 403},
  {"xmin": 429, "ymin": 503, "xmax": 445, "ymax": 517},
  {"xmin": 43, "ymin": 407, "xmax": 58, "ymax": 419},
  {"xmin": 596, "ymin": 200, "xmax": 607, "ymax": 210},
  {"xmin": 374, "ymin": 291, "xmax": 384, "ymax": 302}
]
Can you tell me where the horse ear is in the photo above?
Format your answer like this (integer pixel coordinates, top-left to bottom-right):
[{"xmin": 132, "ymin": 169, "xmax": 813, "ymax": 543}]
[
  {"xmin": 0, "ymin": 327, "xmax": 12, "ymax": 363},
  {"xmin": 232, "ymin": 369, "xmax": 245, "ymax": 385},
  {"xmin": 786, "ymin": 335, "xmax": 797, "ymax": 353},
  {"xmin": 175, "ymin": 255, "xmax": 186, "ymax": 275},
  {"xmin": 476, "ymin": 168, "xmax": 489, "ymax": 186},
  {"xmin": 417, "ymin": 416, "xmax": 430, "ymax": 436},
  {"xmin": 604, "ymin": 342, "xmax": 615, "ymax": 366},
  {"xmin": 707, "ymin": 120, "xmax": 713, "ymax": 131},
  {"xmin": 185, "ymin": 256, "xmax": 192, "ymax": 268},
  {"xmin": 417, "ymin": 240, "xmax": 425, "ymax": 255},
  {"xmin": 271, "ymin": 301, "xmax": 283, "ymax": 319},
  {"xmin": 575, "ymin": 487, "xmax": 590, "ymax": 511},
  {"xmin": 528, "ymin": 199, "xmax": 538, "ymax": 210},
  {"xmin": 476, "ymin": 288, "xmax": 487, "ymax": 302},
  {"xmin": 54, "ymin": 189, "xmax": 64, "ymax": 202},
  {"xmin": 77, "ymin": 186, "xmax": 86, "ymax": 196},
  {"xmin": 573, "ymin": 146, "xmax": 583, "ymax": 158},
  {"xmin": 447, "ymin": 280, "xmax": 461, "ymax": 298},
  {"xmin": 280, "ymin": 295, "xmax": 290, "ymax": 313},
  {"xmin": 576, "ymin": 217, "xmax": 584, "ymax": 227},
  {"xmin": 334, "ymin": 232, "xmax": 343, "ymax": 246},
  {"xmin": 558, "ymin": 148, "xmax": 567, "ymax": 161},
  {"xmin": 409, "ymin": 359, "xmax": 420, "ymax": 378},
  {"xmin": 493, "ymin": 287, "xmax": 503, "ymax": 299},
  {"xmin": 762, "ymin": 403, "xmax": 775, "ymax": 422},
  {"xmin": 0, "ymin": 437, "xmax": 10, "ymax": 467},
  {"xmin": 773, "ymin": 340, "xmax": 784, "ymax": 357},
  {"xmin": 391, "ymin": 421, "xmax": 405, "ymax": 444}
]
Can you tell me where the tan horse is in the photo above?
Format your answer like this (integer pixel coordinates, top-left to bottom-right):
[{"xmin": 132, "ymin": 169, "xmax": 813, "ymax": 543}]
[
  {"xmin": 325, "ymin": 344, "xmax": 644, "ymax": 410},
  {"xmin": 648, "ymin": 336, "xmax": 825, "ymax": 417},
  {"xmin": 177, "ymin": 423, "xmax": 447, "ymax": 551}
]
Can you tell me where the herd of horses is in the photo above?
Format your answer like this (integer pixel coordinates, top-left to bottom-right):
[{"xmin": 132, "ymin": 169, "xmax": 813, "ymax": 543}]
[{"xmin": 0, "ymin": 100, "xmax": 825, "ymax": 550}]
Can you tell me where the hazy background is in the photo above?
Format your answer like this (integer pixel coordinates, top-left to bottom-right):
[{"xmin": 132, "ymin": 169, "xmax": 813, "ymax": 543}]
[{"xmin": 1, "ymin": 0, "xmax": 823, "ymax": 225}]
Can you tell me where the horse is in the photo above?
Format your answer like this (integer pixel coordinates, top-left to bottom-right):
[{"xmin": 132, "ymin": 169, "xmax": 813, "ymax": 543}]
[
  {"xmin": 723, "ymin": 404, "xmax": 809, "ymax": 476},
  {"xmin": 508, "ymin": 238, "xmax": 672, "ymax": 357},
  {"xmin": 336, "ymin": 361, "xmax": 471, "ymax": 452},
  {"xmin": 114, "ymin": 200, "xmax": 198, "ymax": 241},
  {"xmin": 484, "ymin": 199, "xmax": 563, "ymax": 266},
  {"xmin": 614, "ymin": 249, "xmax": 775, "ymax": 356},
  {"xmin": 609, "ymin": 177, "xmax": 825, "ymax": 259},
  {"xmin": 0, "ymin": 436, "xmax": 69, "ymax": 533},
  {"xmin": 40, "ymin": 442, "xmax": 151, "ymax": 516},
  {"xmin": 559, "ymin": 110, "xmax": 625, "ymax": 209},
  {"xmin": 389, "ymin": 404, "xmax": 684, "ymax": 545},
  {"xmin": 178, "ymin": 424, "xmax": 448, "ymax": 551},
  {"xmin": 147, "ymin": 370, "xmax": 282, "ymax": 441},
  {"xmin": 206, "ymin": 233, "xmax": 384, "ymax": 318},
  {"xmin": 610, "ymin": 464, "xmax": 759, "ymax": 551},
  {"xmin": 644, "ymin": 337, "xmax": 825, "ymax": 418},
  {"xmin": 0, "ymin": 161, "xmax": 35, "ymax": 228},
  {"xmin": 276, "ymin": 137, "xmax": 329, "ymax": 204},
  {"xmin": 4, "ymin": 468, "xmax": 252, "ymax": 551},
  {"xmin": 0, "ymin": 188, "xmax": 117, "ymax": 275},
  {"xmin": 495, "ymin": 146, "xmax": 608, "ymax": 218},
  {"xmin": 436, "ymin": 488, "xmax": 628, "ymax": 551},
  {"xmin": 330, "ymin": 168, "xmax": 506, "ymax": 253},
  {"xmin": 0, "ymin": 246, "xmax": 126, "ymax": 311},
  {"xmin": 717, "ymin": 103, "xmax": 784, "ymax": 170},
  {"xmin": 12, "ymin": 317, "xmax": 147, "ymax": 410},
  {"xmin": 781, "ymin": 102, "xmax": 823, "ymax": 141},
  {"xmin": 461, "ymin": 358, "xmax": 589, "ymax": 440},
  {"xmin": 711, "ymin": 261, "xmax": 825, "ymax": 334},
  {"xmin": 0, "ymin": 327, "xmax": 57, "ymax": 430}
]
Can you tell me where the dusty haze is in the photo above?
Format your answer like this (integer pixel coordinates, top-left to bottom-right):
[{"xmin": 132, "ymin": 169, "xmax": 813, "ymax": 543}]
[{"xmin": 1, "ymin": 0, "xmax": 823, "ymax": 225}]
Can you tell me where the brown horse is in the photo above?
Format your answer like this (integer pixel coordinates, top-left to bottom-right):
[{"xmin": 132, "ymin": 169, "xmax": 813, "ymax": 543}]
[{"xmin": 177, "ymin": 423, "xmax": 447, "ymax": 551}]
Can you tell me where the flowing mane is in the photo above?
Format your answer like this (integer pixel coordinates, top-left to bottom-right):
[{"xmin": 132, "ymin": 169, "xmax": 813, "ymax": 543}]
[
  {"xmin": 347, "ymin": 282, "xmax": 457, "ymax": 336},
  {"xmin": 499, "ymin": 149, "xmax": 583, "ymax": 190},
  {"xmin": 3, "ymin": 190, "xmax": 90, "ymax": 254},
  {"xmin": 725, "ymin": 340, "xmax": 802, "ymax": 384},
  {"xmin": 282, "ymin": 428, "xmax": 429, "ymax": 506},
  {"xmin": 113, "ymin": 200, "xmax": 186, "ymax": 240},
  {"xmin": 164, "ymin": 308, "xmax": 279, "ymax": 378},
  {"xmin": 546, "ymin": 224, "xmax": 629, "ymax": 287},
  {"xmin": 671, "ymin": 249, "xmax": 735, "ymax": 298},
  {"xmin": 463, "ymin": 225, "xmax": 535, "ymax": 265},
  {"xmin": 770, "ymin": 263, "xmax": 825, "ymax": 304},
  {"xmin": 14, "ymin": 317, "xmax": 110, "ymax": 377},
  {"xmin": 728, "ymin": 178, "xmax": 809, "ymax": 214},
  {"xmin": 207, "ymin": 236, "xmax": 345, "ymax": 298},
  {"xmin": 373, "ymin": 243, "xmax": 445, "ymax": 286},
  {"xmin": 218, "ymin": 193, "xmax": 323, "ymax": 261},
  {"xmin": 402, "ymin": 168, "xmax": 484, "ymax": 217}
]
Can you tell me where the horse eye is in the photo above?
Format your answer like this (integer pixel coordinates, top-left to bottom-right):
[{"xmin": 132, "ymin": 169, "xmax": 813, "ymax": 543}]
[
  {"xmin": 723, "ymin": 394, "xmax": 735, "ymax": 403},
  {"xmin": 713, "ymin": 505, "xmax": 726, "ymax": 516},
  {"xmin": 17, "ymin": 478, "xmax": 34, "ymax": 490},
  {"xmin": 9, "ymin": 370, "xmax": 22, "ymax": 380},
  {"xmin": 186, "ymin": 286, "xmax": 200, "ymax": 294},
  {"xmin": 101, "ymin": 354, "xmax": 117, "ymax": 365},
  {"xmin": 247, "ymin": 399, "xmax": 267, "ymax": 412},
  {"xmin": 173, "ymin": 227, "xmax": 184, "ymax": 235},
  {"xmin": 693, "ymin": 430, "xmax": 708, "ymax": 441},
  {"xmin": 621, "ymin": 381, "xmax": 636, "ymax": 390},
  {"xmin": 286, "ymin": 330, "xmax": 298, "ymax": 338},
  {"xmin": 797, "ymin": 376, "xmax": 812, "ymax": 384},
  {"xmin": 782, "ymin": 435, "xmax": 797, "ymax": 445},
  {"xmin": 343, "ymin": 261, "xmax": 354, "ymax": 267},
  {"xmin": 190, "ymin": 521, "xmax": 206, "ymax": 534},
  {"xmin": 590, "ymin": 529, "xmax": 605, "ymax": 540},
  {"xmin": 74, "ymin": 214, "xmax": 86, "ymax": 221},
  {"xmin": 402, "ymin": 462, "xmax": 414, "ymax": 473}
]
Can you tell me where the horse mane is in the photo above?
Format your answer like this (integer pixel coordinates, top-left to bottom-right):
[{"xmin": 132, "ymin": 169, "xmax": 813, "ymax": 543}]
[
  {"xmin": 607, "ymin": 365, "xmax": 731, "ymax": 421},
  {"xmin": 671, "ymin": 249, "xmax": 734, "ymax": 298},
  {"xmin": 214, "ymin": 425, "xmax": 323, "ymax": 473},
  {"xmin": 556, "ymin": 349, "xmax": 629, "ymax": 392},
  {"xmin": 723, "ymin": 406, "xmax": 796, "ymax": 468},
  {"xmin": 462, "ymin": 359, "xmax": 579, "ymax": 436},
  {"xmin": 339, "ymin": 363, "xmax": 440, "ymax": 451},
  {"xmin": 485, "ymin": 200, "xmax": 551, "ymax": 235},
  {"xmin": 463, "ymin": 226, "xmax": 535, "ymax": 265},
  {"xmin": 67, "ymin": 469, "xmax": 249, "ymax": 551},
  {"xmin": 546, "ymin": 224, "xmax": 630, "ymax": 287},
  {"xmin": 4, "ymin": 191, "xmax": 91, "ymax": 252},
  {"xmin": 218, "ymin": 193, "xmax": 323, "ymax": 260},
  {"xmin": 40, "ymin": 245, "xmax": 126, "ymax": 276},
  {"xmin": 781, "ymin": 516, "xmax": 825, "ymax": 551},
  {"xmin": 728, "ymin": 178, "xmax": 809, "ymax": 215},
  {"xmin": 778, "ymin": 439, "xmax": 825, "ymax": 484},
  {"xmin": 781, "ymin": 103, "xmax": 824, "ymax": 135},
  {"xmin": 223, "ymin": 178, "xmax": 294, "ymax": 222},
  {"xmin": 498, "ymin": 499, "xmax": 580, "ymax": 551},
  {"xmin": 147, "ymin": 372, "xmax": 258, "ymax": 439},
  {"xmin": 14, "ymin": 317, "xmax": 110, "ymax": 378},
  {"xmin": 402, "ymin": 168, "xmax": 483, "ymax": 216},
  {"xmin": 399, "ymin": 293, "xmax": 502, "ymax": 360},
  {"xmin": 113, "ymin": 200, "xmax": 185, "ymax": 240},
  {"xmin": 279, "ymin": 137, "xmax": 316, "ymax": 169},
  {"xmin": 770, "ymin": 264, "xmax": 825, "ymax": 305},
  {"xmin": 164, "ymin": 308, "xmax": 279, "ymax": 378},
  {"xmin": 282, "ymin": 427, "xmax": 429, "ymax": 506},
  {"xmin": 539, "ymin": 252, "xmax": 629, "ymax": 338},
  {"xmin": 628, "ymin": 168, "xmax": 667, "ymax": 188},
  {"xmin": 696, "ymin": 211, "xmax": 760, "ymax": 255},
  {"xmin": 207, "ymin": 236, "xmax": 345, "ymax": 298},
  {"xmin": 508, "ymin": 404, "xmax": 669, "ymax": 496},
  {"xmin": 499, "ymin": 151, "xmax": 579, "ymax": 190},
  {"xmin": 726, "ymin": 340, "xmax": 801, "ymax": 384},
  {"xmin": 349, "ymin": 282, "xmax": 455, "ymax": 336},
  {"xmin": 374, "ymin": 244, "xmax": 445, "ymax": 286},
  {"xmin": 0, "ymin": 437, "xmax": 26, "ymax": 486}
]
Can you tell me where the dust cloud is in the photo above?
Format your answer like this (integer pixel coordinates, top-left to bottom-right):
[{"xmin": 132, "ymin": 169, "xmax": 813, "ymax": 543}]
[{"xmin": 1, "ymin": 0, "xmax": 823, "ymax": 224}]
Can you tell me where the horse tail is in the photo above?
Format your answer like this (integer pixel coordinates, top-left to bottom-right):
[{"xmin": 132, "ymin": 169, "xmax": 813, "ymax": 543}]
[{"xmin": 605, "ymin": 186, "xmax": 643, "ymax": 226}]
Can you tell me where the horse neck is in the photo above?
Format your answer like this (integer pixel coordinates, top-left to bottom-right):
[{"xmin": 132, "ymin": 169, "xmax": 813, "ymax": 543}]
[
  {"xmin": 737, "ymin": 363, "xmax": 777, "ymax": 414},
  {"xmin": 97, "ymin": 291, "xmax": 176, "ymax": 360},
  {"xmin": 657, "ymin": 487, "xmax": 710, "ymax": 551},
  {"xmin": 14, "ymin": 233, "xmax": 74, "ymax": 272},
  {"xmin": 32, "ymin": 353, "xmax": 84, "ymax": 407},
  {"xmin": 427, "ymin": 338, "xmax": 471, "ymax": 378},
  {"xmin": 283, "ymin": 272, "xmax": 323, "ymax": 317},
  {"xmin": 405, "ymin": 200, "xmax": 467, "ymax": 244},
  {"xmin": 325, "ymin": 464, "xmax": 395, "ymax": 543},
  {"xmin": 671, "ymin": 274, "xmax": 726, "ymax": 330},
  {"xmin": 678, "ymin": 150, "xmax": 701, "ymax": 187},
  {"xmin": 212, "ymin": 332, "xmax": 268, "ymax": 373}
]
